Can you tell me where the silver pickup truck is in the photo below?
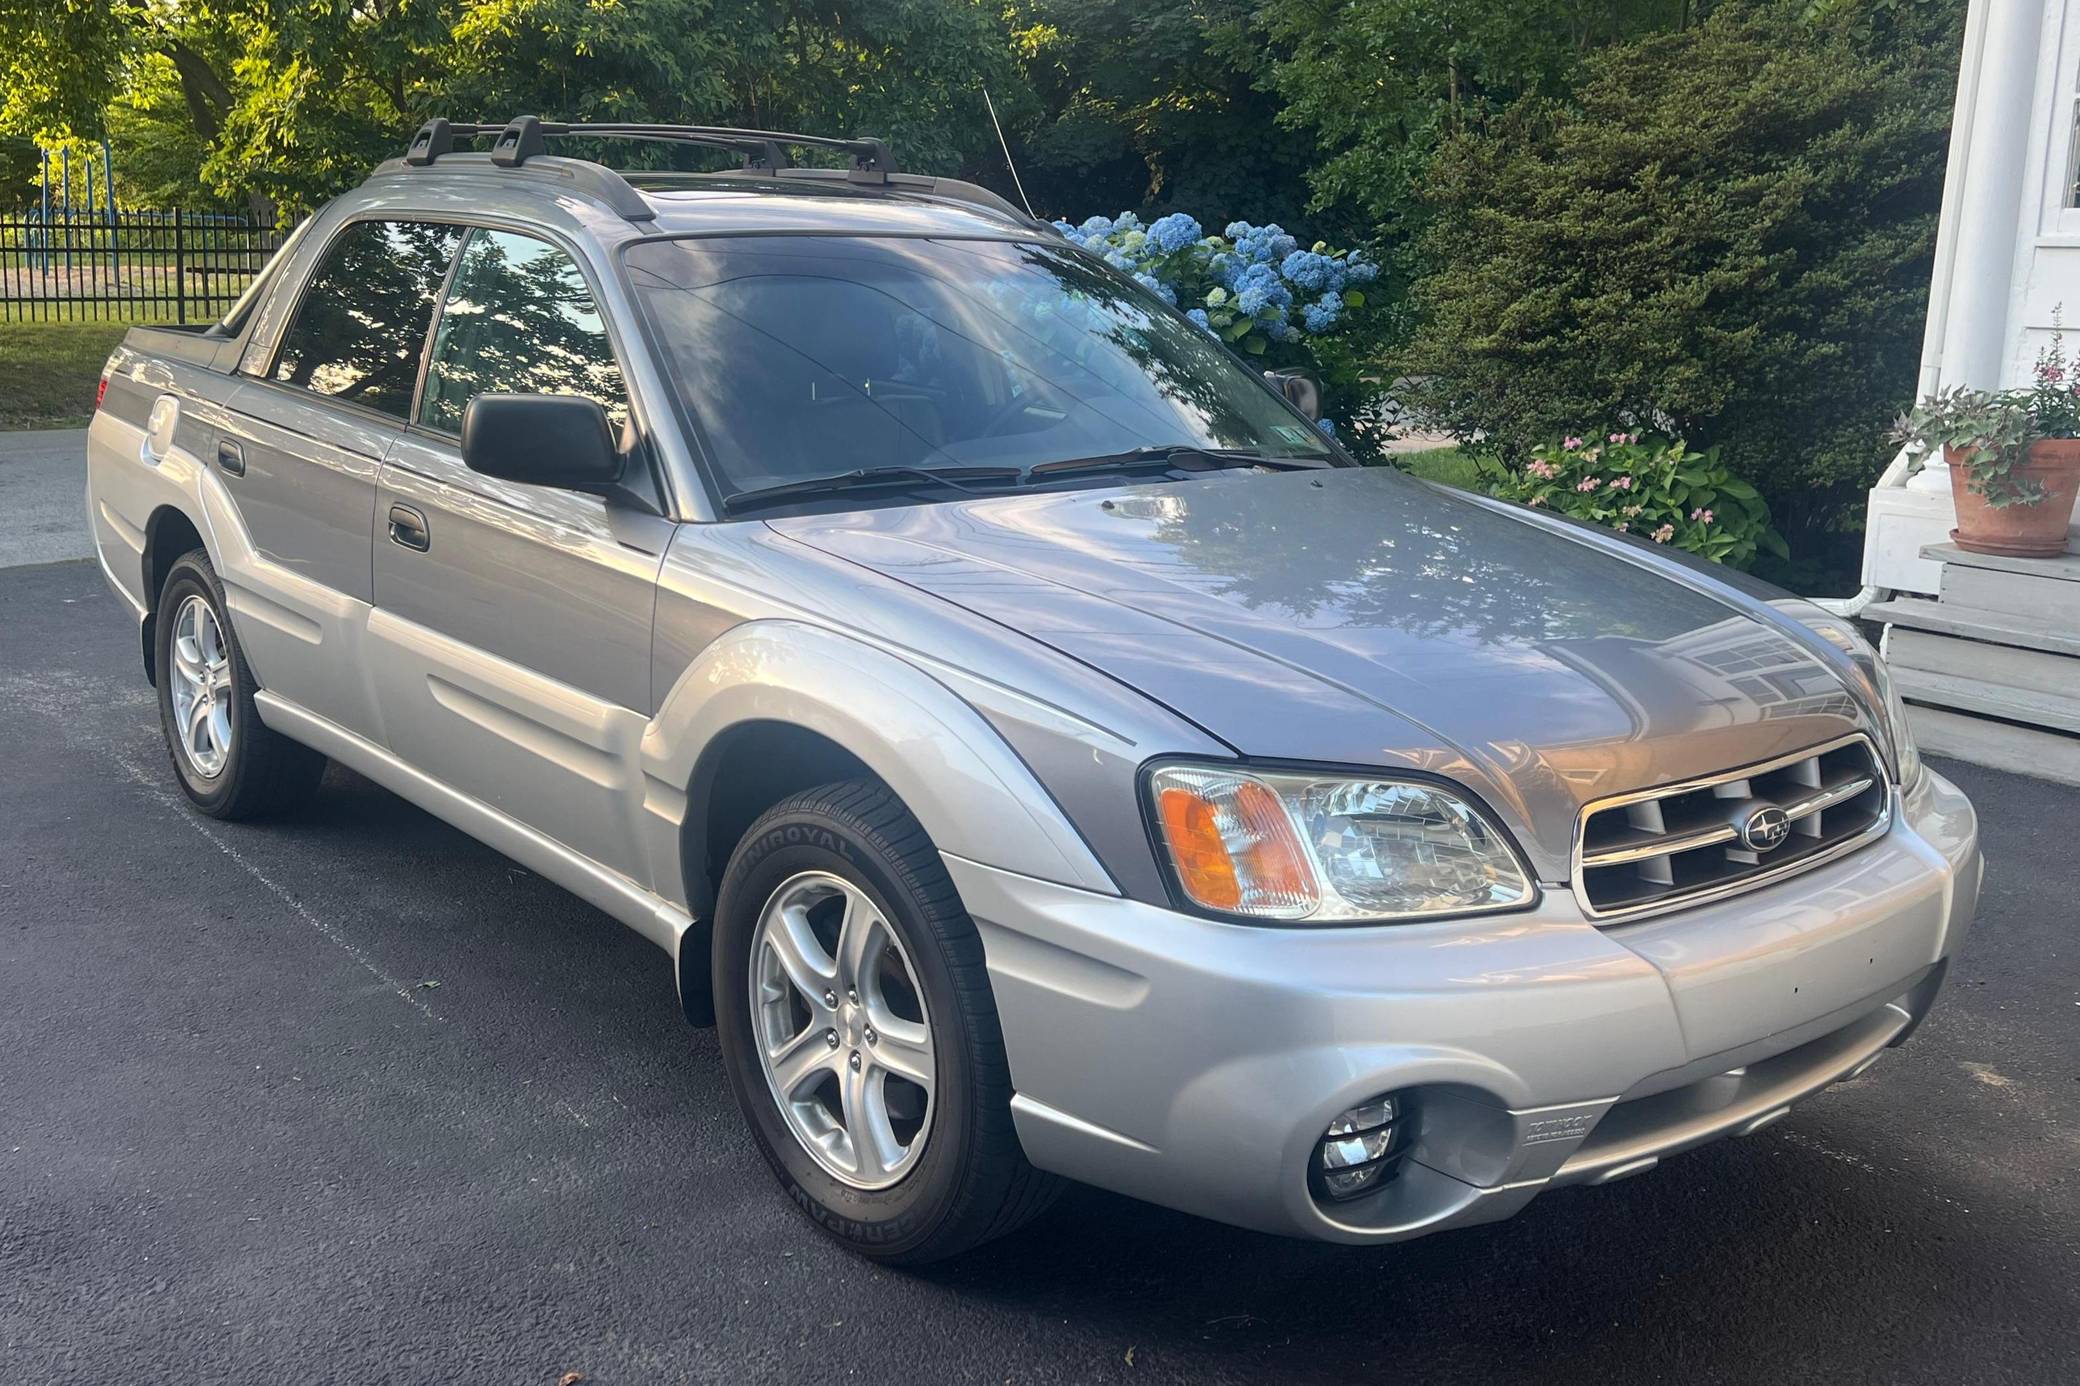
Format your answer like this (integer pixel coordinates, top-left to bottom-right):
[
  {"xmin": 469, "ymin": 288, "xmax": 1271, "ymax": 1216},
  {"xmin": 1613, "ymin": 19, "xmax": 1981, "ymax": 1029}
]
[{"xmin": 85, "ymin": 117, "xmax": 1981, "ymax": 1265}]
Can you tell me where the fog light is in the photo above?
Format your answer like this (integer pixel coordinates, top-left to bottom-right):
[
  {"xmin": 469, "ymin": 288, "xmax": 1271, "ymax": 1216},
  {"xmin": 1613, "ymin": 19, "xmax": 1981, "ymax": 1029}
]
[
  {"xmin": 1313, "ymin": 1093, "xmax": 1408, "ymax": 1202},
  {"xmin": 1325, "ymin": 1096, "xmax": 1396, "ymax": 1136},
  {"xmin": 1321, "ymin": 1162, "xmax": 1389, "ymax": 1199}
]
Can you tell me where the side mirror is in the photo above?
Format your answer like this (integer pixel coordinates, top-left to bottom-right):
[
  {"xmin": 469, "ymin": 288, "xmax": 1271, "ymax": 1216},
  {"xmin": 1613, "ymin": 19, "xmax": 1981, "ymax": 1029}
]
[
  {"xmin": 1265, "ymin": 368, "xmax": 1321, "ymax": 421},
  {"xmin": 461, "ymin": 393, "xmax": 621, "ymax": 490}
]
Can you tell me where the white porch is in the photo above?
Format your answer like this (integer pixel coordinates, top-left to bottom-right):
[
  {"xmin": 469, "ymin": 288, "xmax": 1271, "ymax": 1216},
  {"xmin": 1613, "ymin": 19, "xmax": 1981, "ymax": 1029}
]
[{"xmin": 1851, "ymin": 0, "xmax": 2080, "ymax": 783}]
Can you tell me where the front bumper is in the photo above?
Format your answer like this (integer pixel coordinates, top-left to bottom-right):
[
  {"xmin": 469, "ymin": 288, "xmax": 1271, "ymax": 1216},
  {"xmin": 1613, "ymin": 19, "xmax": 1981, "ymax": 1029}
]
[{"xmin": 945, "ymin": 768, "xmax": 1980, "ymax": 1244}]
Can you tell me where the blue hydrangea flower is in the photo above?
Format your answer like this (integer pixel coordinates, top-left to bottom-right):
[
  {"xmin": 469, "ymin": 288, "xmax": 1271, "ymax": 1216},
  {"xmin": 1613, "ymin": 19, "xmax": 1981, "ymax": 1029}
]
[
  {"xmin": 1186, "ymin": 308, "xmax": 1212, "ymax": 331},
  {"xmin": 1147, "ymin": 212, "xmax": 1202, "ymax": 254},
  {"xmin": 1281, "ymin": 250, "xmax": 1332, "ymax": 291},
  {"xmin": 1077, "ymin": 215, "xmax": 1115, "ymax": 239},
  {"xmin": 1302, "ymin": 291, "xmax": 1343, "ymax": 333},
  {"xmin": 1317, "ymin": 417, "xmax": 1337, "ymax": 437},
  {"xmin": 1133, "ymin": 271, "xmax": 1177, "ymax": 304}
]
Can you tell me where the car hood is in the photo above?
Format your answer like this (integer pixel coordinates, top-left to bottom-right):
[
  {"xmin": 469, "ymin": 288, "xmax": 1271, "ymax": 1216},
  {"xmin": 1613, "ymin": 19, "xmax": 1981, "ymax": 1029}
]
[{"xmin": 767, "ymin": 466, "xmax": 1878, "ymax": 878}]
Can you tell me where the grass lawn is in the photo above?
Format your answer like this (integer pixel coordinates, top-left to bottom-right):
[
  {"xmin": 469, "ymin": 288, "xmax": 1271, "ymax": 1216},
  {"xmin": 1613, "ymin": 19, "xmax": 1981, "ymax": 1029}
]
[
  {"xmin": 0, "ymin": 319, "xmax": 139, "ymax": 430},
  {"xmin": 1394, "ymin": 445, "xmax": 1485, "ymax": 490}
]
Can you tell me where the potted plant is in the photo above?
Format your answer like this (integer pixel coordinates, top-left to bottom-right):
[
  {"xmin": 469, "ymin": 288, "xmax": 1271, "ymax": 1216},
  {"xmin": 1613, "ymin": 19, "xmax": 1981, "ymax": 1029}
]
[{"xmin": 1899, "ymin": 330, "xmax": 2080, "ymax": 558}]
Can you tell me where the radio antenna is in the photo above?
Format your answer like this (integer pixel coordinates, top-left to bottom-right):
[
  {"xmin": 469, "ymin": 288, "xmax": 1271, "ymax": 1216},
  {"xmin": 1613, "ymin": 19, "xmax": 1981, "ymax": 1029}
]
[{"xmin": 982, "ymin": 87, "xmax": 1036, "ymax": 219}]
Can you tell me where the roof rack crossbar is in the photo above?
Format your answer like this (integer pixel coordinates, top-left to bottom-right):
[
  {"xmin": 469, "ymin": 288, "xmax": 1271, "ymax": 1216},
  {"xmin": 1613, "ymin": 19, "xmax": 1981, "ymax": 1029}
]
[
  {"xmin": 385, "ymin": 116, "xmax": 1045, "ymax": 231},
  {"xmin": 417, "ymin": 117, "xmax": 890, "ymax": 176}
]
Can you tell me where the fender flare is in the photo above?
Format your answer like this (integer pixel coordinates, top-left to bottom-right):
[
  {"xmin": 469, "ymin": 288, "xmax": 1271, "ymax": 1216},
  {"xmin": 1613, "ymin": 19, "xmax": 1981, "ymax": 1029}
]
[{"xmin": 643, "ymin": 619, "xmax": 1119, "ymax": 911}]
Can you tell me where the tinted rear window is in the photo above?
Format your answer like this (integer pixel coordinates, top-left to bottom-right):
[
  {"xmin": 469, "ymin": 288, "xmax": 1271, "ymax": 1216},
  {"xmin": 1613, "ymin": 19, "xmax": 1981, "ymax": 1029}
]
[{"xmin": 272, "ymin": 220, "xmax": 463, "ymax": 418}]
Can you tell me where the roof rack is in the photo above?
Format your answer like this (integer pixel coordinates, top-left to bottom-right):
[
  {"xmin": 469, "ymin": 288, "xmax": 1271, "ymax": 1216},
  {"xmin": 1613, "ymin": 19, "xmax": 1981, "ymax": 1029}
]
[
  {"xmin": 388, "ymin": 116, "xmax": 1044, "ymax": 231},
  {"xmin": 405, "ymin": 115, "xmax": 893, "ymax": 180}
]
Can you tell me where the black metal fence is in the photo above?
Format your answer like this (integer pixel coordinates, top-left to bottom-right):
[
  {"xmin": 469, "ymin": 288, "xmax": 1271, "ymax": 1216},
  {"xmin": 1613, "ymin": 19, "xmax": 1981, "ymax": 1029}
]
[{"xmin": 1, "ymin": 208, "xmax": 288, "ymax": 324}]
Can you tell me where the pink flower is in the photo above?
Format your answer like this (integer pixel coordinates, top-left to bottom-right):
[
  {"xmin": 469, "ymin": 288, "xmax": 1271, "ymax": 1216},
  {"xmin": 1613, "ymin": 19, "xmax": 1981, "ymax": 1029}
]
[
  {"xmin": 1576, "ymin": 476, "xmax": 1602, "ymax": 492},
  {"xmin": 2041, "ymin": 363, "xmax": 2066, "ymax": 385},
  {"xmin": 1613, "ymin": 521, "xmax": 1629, "ymax": 532},
  {"xmin": 1690, "ymin": 507, "xmax": 1714, "ymax": 524},
  {"xmin": 1651, "ymin": 523, "xmax": 1675, "ymax": 543},
  {"xmin": 1622, "ymin": 504, "xmax": 1643, "ymax": 517},
  {"xmin": 1608, "ymin": 431, "xmax": 1626, "ymax": 444},
  {"xmin": 1527, "ymin": 495, "xmax": 1547, "ymax": 507},
  {"xmin": 1562, "ymin": 436, "xmax": 1584, "ymax": 451},
  {"xmin": 1625, "ymin": 431, "xmax": 1641, "ymax": 444},
  {"xmin": 1526, "ymin": 458, "xmax": 1558, "ymax": 480},
  {"xmin": 1611, "ymin": 475, "xmax": 1635, "ymax": 491}
]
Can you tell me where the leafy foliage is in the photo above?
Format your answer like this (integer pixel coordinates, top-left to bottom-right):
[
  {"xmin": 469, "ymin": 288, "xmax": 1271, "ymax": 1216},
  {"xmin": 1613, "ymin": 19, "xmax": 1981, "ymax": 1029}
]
[
  {"xmin": 1, "ymin": 0, "xmax": 1031, "ymax": 216},
  {"xmin": 1052, "ymin": 211, "xmax": 1385, "ymax": 450},
  {"xmin": 1482, "ymin": 432, "xmax": 1788, "ymax": 568},
  {"xmin": 1007, "ymin": 0, "xmax": 1317, "ymax": 227},
  {"xmin": 1399, "ymin": 0, "xmax": 1963, "ymax": 559}
]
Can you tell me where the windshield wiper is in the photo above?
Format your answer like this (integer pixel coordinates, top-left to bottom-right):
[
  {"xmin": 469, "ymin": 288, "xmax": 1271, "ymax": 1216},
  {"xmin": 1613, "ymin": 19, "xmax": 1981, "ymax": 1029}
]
[
  {"xmin": 720, "ymin": 465, "xmax": 1023, "ymax": 514},
  {"xmin": 1020, "ymin": 444, "xmax": 1332, "ymax": 484}
]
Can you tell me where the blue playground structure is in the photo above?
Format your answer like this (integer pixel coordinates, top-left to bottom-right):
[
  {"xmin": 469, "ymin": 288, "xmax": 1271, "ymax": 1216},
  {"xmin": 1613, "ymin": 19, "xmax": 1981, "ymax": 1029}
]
[{"xmin": 23, "ymin": 138, "xmax": 121, "ymax": 276}]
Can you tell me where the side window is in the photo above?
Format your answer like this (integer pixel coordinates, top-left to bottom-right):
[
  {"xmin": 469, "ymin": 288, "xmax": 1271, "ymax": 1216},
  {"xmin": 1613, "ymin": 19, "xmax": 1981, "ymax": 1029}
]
[
  {"xmin": 418, "ymin": 229, "xmax": 630, "ymax": 435},
  {"xmin": 271, "ymin": 221, "xmax": 463, "ymax": 418}
]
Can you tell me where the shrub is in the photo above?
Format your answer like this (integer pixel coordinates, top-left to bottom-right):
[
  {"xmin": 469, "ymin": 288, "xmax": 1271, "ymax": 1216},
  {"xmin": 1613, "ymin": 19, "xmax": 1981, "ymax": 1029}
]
[
  {"xmin": 1052, "ymin": 211, "xmax": 1387, "ymax": 454},
  {"xmin": 1399, "ymin": 0, "xmax": 1963, "ymax": 564},
  {"xmin": 1483, "ymin": 432, "xmax": 1788, "ymax": 570}
]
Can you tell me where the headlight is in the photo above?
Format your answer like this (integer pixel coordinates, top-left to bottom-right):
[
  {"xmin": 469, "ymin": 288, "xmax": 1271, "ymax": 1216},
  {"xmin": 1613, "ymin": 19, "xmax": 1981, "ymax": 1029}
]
[
  {"xmin": 1147, "ymin": 764, "xmax": 1536, "ymax": 923},
  {"xmin": 1796, "ymin": 610, "xmax": 1922, "ymax": 788}
]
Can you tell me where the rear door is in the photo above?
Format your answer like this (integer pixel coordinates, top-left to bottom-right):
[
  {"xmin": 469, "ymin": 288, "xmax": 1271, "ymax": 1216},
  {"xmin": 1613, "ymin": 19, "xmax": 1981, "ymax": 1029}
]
[
  {"xmin": 370, "ymin": 226, "xmax": 673, "ymax": 883},
  {"xmin": 217, "ymin": 219, "xmax": 463, "ymax": 736}
]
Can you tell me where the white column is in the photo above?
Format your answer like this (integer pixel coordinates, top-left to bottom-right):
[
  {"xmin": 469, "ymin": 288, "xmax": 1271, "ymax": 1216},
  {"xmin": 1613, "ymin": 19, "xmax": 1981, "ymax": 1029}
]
[{"xmin": 1908, "ymin": 0, "xmax": 2046, "ymax": 495}]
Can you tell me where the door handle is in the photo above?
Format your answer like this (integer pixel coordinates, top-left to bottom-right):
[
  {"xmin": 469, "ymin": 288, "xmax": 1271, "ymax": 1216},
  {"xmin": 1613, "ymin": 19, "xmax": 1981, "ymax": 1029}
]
[
  {"xmin": 387, "ymin": 503, "xmax": 430, "ymax": 552},
  {"xmin": 216, "ymin": 439, "xmax": 245, "ymax": 477}
]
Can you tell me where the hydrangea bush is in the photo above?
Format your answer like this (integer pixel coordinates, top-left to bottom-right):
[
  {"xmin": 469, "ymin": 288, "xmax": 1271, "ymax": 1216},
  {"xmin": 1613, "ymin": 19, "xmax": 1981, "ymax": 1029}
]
[
  {"xmin": 1486, "ymin": 433, "xmax": 1790, "ymax": 569},
  {"xmin": 1052, "ymin": 212, "xmax": 1381, "ymax": 446}
]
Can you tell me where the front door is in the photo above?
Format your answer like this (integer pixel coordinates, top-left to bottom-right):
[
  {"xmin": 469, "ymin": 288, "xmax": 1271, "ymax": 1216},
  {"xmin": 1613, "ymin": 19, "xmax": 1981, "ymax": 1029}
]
[{"xmin": 369, "ymin": 227, "xmax": 673, "ymax": 884}]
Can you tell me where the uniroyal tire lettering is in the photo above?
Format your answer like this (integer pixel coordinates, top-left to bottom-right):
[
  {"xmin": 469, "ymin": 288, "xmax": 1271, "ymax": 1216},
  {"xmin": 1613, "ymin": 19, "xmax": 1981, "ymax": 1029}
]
[{"xmin": 747, "ymin": 824, "xmax": 853, "ymax": 863}]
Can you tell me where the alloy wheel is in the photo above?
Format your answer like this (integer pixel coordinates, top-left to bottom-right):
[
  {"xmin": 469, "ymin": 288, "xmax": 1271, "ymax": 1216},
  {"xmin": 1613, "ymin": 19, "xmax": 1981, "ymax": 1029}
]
[
  {"xmin": 749, "ymin": 871, "xmax": 936, "ymax": 1190},
  {"xmin": 169, "ymin": 593, "xmax": 233, "ymax": 779}
]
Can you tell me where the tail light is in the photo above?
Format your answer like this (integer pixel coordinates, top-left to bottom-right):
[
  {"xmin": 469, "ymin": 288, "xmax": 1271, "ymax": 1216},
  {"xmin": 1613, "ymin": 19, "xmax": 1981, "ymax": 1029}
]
[{"xmin": 95, "ymin": 374, "xmax": 110, "ymax": 411}]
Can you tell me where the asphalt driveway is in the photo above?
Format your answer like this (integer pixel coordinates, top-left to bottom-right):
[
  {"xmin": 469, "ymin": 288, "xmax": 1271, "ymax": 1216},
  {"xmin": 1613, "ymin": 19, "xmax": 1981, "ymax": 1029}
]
[
  {"xmin": 0, "ymin": 428, "xmax": 95, "ymax": 569},
  {"xmin": 2, "ymin": 511, "xmax": 2076, "ymax": 1381}
]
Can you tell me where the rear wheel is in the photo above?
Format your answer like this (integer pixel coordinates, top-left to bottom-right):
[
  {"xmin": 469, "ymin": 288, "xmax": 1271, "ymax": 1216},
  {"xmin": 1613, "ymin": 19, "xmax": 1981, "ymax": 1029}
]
[
  {"xmin": 154, "ymin": 550, "xmax": 326, "ymax": 819},
  {"xmin": 713, "ymin": 780, "xmax": 1060, "ymax": 1264}
]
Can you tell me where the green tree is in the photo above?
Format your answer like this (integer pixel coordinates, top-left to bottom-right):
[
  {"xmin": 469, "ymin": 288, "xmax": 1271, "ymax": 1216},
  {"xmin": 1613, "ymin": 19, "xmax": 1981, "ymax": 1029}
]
[
  {"xmin": 1400, "ymin": 0, "xmax": 1961, "ymax": 563},
  {"xmin": 1009, "ymin": 0, "xmax": 1318, "ymax": 228},
  {"xmin": 2, "ymin": 0, "xmax": 1035, "ymax": 215},
  {"xmin": 1258, "ymin": 0, "xmax": 1680, "ymax": 225}
]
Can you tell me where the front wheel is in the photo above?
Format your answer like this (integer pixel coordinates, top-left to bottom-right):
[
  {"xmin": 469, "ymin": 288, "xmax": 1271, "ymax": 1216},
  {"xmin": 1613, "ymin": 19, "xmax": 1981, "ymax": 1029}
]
[
  {"xmin": 154, "ymin": 549, "xmax": 326, "ymax": 819},
  {"xmin": 712, "ymin": 781, "xmax": 1060, "ymax": 1264}
]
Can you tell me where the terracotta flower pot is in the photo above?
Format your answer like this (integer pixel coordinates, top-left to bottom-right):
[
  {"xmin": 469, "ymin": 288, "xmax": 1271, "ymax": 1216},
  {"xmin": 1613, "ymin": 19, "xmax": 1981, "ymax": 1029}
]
[{"xmin": 1946, "ymin": 439, "xmax": 2080, "ymax": 558}]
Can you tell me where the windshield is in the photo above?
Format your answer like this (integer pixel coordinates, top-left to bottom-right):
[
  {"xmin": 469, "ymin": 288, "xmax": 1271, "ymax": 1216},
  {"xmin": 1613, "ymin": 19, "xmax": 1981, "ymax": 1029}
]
[{"xmin": 622, "ymin": 235, "xmax": 1336, "ymax": 497}]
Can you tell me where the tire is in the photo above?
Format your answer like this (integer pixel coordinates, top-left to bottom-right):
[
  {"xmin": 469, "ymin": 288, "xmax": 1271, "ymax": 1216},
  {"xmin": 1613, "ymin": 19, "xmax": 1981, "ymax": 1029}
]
[
  {"xmin": 712, "ymin": 780, "xmax": 1060, "ymax": 1265},
  {"xmin": 154, "ymin": 549, "xmax": 326, "ymax": 819}
]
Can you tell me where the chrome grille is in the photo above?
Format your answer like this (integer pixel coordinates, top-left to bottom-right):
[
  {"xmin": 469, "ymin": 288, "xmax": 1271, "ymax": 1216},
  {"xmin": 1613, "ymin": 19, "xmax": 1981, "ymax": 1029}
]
[{"xmin": 1573, "ymin": 734, "xmax": 1890, "ymax": 922}]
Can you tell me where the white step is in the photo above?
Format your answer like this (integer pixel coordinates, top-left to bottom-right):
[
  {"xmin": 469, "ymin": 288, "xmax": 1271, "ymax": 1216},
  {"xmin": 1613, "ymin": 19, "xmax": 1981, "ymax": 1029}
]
[
  {"xmin": 1865, "ymin": 597, "xmax": 2080, "ymax": 658},
  {"xmin": 1885, "ymin": 627, "xmax": 2080, "ymax": 702},
  {"xmin": 1891, "ymin": 666, "xmax": 2080, "ymax": 735},
  {"xmin": 1940, "ymin": 563, "xmax": 2080, "ymax": 624},
  {"xmin": 1922, "ymin": 541, "xmax": 2080, "ymax": 580},
  {"xmin": 1908, "ymin": 705, "xmax": 2080, "ymax": 788}
]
